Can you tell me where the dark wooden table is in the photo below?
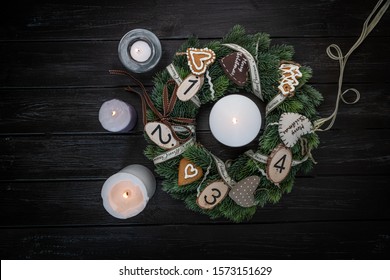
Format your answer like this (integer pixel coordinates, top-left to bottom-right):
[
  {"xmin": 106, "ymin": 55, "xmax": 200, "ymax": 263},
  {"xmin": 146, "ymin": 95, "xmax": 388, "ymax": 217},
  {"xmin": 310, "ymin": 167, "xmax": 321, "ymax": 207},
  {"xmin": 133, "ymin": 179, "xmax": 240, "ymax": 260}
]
[{"xmin": 1, "ymin": 0, "xmax": 389, "ymax": 260}]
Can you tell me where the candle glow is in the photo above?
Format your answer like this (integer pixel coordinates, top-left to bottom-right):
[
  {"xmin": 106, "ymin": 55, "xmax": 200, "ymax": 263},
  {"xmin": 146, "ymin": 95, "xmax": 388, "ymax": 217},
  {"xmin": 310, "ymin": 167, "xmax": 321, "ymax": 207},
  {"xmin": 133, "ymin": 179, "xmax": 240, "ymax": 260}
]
[
  {"xmin": 99, "ymin": 99, "xmax": 137, "ymax": 132},
  {"xmin": 209, "ymin": 94, "xmax": 262, "ymax": 147},
  {"xmin": 101, "ymin": 164, "xmax": 156, "ymax": 219}
]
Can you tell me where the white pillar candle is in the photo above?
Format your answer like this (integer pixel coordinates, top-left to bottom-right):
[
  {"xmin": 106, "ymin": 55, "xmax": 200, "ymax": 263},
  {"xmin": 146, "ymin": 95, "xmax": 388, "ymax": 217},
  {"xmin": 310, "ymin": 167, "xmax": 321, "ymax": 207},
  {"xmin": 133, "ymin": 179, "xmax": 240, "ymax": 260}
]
[
  {"xmin": 98, "ymin": 98, "xmax": 137, "ymax": 132},
  {"xmin": 101, "ymin": 164, "xmax": 156, "ymax": 219},
  {"xmin": 209, "ymin": 94, "xmax": 262, "ymax": 147},
  {"xmin": 130, "ymin": 40, "xmax": 152, "ymax": 62}
]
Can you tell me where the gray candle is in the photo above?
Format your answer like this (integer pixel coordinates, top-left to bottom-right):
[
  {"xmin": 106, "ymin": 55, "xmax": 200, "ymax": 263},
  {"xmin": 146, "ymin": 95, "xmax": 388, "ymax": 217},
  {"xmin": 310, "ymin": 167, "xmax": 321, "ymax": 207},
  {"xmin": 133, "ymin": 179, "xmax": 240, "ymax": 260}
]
[{"xmin": 98, "ymin": 98, "xmax": 137, "ymax": 132}]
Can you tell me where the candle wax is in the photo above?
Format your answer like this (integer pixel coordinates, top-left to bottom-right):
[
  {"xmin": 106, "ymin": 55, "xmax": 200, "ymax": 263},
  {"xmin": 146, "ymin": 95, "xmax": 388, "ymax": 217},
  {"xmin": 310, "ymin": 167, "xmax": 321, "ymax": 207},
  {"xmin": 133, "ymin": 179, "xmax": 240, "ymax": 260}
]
[
  {"xmin": 101, "ymin": 164, "xmax": 156, "ymax": 219},
  {"xmin": 98, "ymin": 99, "xmax": 137, "ymax": 132},
  {"xmin": 109, "ymin": 181, "xmax": 144, "ymax": 213},
  {"xmin": 130, "ymin": 40, "xmax": 152, "ymax": 62},
  {"xmin": 209, "ymin": 94, "xmax": 262, "ymax": 147}
]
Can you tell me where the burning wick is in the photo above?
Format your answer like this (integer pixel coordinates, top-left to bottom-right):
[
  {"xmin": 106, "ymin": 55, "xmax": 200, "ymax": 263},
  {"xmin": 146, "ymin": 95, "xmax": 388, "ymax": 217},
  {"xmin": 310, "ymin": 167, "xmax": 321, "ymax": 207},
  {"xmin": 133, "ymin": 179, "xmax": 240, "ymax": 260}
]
[
  {"xmin": 232, "ymin": 117, "xmax": 238, "ymax": 125},
  {"xmin": 122, "ymin": 191, "xmax": 130, "ymax": 198}
]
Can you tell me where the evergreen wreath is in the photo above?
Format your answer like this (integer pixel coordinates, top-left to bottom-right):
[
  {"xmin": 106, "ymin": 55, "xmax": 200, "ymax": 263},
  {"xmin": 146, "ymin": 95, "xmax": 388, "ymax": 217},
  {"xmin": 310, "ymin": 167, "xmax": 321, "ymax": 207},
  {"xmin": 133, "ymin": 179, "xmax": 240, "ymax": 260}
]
[
  {"xmin": 108, "ymin": 0, "xmax": 389, "ymax": 222},
  {"xmin": 112, "ymin": 25, "xmax": 324, "ymax": 222}
]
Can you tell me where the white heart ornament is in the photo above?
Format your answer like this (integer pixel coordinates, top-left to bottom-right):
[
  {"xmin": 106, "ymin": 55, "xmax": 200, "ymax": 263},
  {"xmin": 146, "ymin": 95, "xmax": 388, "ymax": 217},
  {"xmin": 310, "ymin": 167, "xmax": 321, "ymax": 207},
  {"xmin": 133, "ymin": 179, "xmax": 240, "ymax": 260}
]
[
  {"xmin": 176, "ymin": 74, "xmax": 204, "ymax": 101},
  {"xmin": 145, "ymin": 122, "xmax": 178, "ymax": 150},
  {"xmin": 278, "ymin": 113, "xmax": 313, "ymax": 147},
  {"xmin": 185, "ymin": 163, "xmax": 198, "ymax": 179}
]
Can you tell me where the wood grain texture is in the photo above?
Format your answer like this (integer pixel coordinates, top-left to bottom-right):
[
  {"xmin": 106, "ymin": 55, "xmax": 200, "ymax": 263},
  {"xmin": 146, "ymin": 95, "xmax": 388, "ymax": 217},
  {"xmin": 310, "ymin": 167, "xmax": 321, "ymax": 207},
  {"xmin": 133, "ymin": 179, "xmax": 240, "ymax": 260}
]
[
  {"xmin": 0, "ymin": 84, "xmax": 389, "ymax": 134},
  {"xmin": 0, "ymin": 0, "xmax": 389, "ymax": 260},
  {"xmin": 0, "ymin": 0, "xmax": 389, "ymax": 40},
  {"xmin": 0, "ymin": 38, "xmax": 388, "ymax": 88},
  {"xmin": 1, "ymin": 176, "xmax": 389, "ymax": 227},
  {"xmin": 1, "ymin": 221, "xmax": 389, "ymax": 259},
  {"xmin": 0, "ymin": 130, "xmax": 388, "ymax": 180}
]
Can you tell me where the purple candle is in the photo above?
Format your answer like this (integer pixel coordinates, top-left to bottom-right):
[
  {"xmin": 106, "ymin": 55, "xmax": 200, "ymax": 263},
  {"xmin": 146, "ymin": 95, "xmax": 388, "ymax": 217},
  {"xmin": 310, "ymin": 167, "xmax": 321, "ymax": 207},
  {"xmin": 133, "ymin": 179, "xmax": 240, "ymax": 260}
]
[{"xmin": 99, "ymin": 99, "xmax": 137, "ymax": 132}]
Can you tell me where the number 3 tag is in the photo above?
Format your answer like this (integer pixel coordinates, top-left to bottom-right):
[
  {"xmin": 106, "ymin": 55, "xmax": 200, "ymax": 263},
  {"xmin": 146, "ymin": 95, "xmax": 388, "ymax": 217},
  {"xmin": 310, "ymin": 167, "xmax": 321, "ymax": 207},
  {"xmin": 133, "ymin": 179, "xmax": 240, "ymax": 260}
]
[
  {"xmin": 266, "ymin": 144, "xmax": 293, "ymax": 184},
  {"xmin": 196, "ymin": 181, "xmax": 229, "ymax": 210}
]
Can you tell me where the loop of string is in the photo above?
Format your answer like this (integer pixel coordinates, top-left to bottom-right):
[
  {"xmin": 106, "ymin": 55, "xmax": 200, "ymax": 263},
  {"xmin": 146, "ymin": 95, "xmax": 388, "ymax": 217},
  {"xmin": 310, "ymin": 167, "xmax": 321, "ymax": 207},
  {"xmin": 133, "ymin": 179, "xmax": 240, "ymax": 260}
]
[
  {"xmin": 109, "ymin": 69, "xmax": 195, "ymax": 143},
  {"xmin": 314, "ymin": 0, "xmax": 389, "ymax": 132}
]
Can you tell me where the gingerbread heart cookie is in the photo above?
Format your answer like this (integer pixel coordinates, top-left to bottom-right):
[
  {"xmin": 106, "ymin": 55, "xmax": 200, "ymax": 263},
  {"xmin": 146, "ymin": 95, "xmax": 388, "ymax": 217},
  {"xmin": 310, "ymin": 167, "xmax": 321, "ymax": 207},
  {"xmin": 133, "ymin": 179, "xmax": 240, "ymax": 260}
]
[
  {"xmin": 186, "ymin": 48, "xmax": 216, "ymax": 75},
  {"xmin": 178, "ymin": 158, "xmax": 203, "ymax": 186}
]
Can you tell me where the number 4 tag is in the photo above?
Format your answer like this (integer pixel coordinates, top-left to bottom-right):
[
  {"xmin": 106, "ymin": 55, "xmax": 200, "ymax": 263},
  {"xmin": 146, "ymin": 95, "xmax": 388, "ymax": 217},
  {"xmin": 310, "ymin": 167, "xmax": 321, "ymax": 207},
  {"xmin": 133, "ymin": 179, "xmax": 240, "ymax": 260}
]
[{"xmin": 266, "ymin": 144, "xmax": 293, "ymax": 184}]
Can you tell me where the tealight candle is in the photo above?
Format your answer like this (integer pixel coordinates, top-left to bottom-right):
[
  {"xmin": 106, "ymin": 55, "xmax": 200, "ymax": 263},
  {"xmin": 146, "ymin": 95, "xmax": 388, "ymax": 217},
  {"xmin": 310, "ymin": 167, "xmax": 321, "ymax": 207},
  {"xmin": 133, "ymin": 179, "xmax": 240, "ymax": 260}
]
[
  {"xmin": 130, "ymin": 40, "xmax": 152, "ymax": 62},
  {"xmin": 98, "ymin": 98, "xmax": 137, "ymax": 132},
  {"xmin": 209, "ymin": 94, "xmax": 262, "ymax": 147},
  {"xmin": 118, "ymin": 28, "xmax": 162, "ymax": 73},
  {"xmin": 101, "ymin": 164, "xmax": 156, "ymax": 219}
]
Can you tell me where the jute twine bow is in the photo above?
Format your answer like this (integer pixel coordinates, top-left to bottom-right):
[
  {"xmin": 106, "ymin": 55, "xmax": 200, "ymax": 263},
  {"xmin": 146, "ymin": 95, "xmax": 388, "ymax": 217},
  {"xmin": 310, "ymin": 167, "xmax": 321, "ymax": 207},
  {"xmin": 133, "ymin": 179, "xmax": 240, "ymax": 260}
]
[{"xmin": 109, "ymin": 69, "xmax": 195, "ymax": 143}]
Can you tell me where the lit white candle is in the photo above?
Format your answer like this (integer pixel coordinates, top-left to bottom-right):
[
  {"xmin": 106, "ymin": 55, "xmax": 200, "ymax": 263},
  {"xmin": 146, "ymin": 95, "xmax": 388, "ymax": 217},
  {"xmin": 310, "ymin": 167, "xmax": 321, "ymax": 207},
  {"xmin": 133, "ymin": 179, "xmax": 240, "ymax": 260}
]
[
  {"xmin": 101, "ymin": 164, "xmax": 156, "ymax": 219},
  {"xmin": 130, "ymin": 40, "xmax": 152, "ymax": 62},
  {"xmin": 118, "ymin": 29, "xmax": 162, "ymax": 73},
  {"xmin": 98, "ymin": 99, "xmax": 137, "ymax": 132},
  {"xmin": 209, "ymin": 94, "xmax": 262, "ymax": 147}
]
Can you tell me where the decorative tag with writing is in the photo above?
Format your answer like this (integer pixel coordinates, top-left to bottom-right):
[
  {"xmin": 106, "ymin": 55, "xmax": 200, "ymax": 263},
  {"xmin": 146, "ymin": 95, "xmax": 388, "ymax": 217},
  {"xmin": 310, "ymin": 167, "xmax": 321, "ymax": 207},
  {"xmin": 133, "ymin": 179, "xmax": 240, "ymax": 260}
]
[
  {"xmin": 186, "ymin": 48, "xmax": 216, "ymax": 76},
  {"xmin": 229, "ymin": 176, "xmax": 260, "ymax": 208},
  {"xmin": 266, "ymin": 144, "xmax": 293, "ymax": 184},
  {"xmin": 145, "ymin": 122, "xmax": 178, "ymax": 150},
  {"xmin": 196, "ymin": 181, "xmax": 230, "ymax": 210},
  {"xmin": 176, "ymin": 74, "xmax": 204, "ymax": 101},
  {"xmin": 219, "ymin": 52, "xmax": 249, "ymax": 86},
  {"xmin": 278, "ymin": 113, "xmax": 313, "ymax": 147},
  {"xmin": 178, "ymin": 158, "xmax": 203, "ymax": 186}
]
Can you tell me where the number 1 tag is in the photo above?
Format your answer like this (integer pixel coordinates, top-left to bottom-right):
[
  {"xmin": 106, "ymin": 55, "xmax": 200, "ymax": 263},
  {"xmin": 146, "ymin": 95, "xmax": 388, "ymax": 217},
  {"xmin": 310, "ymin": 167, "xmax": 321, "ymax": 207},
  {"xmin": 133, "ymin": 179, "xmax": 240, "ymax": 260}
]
[
  {"xmin": 266, "ymin": 144, "xmax": 292, "ymax": 184},
  {"xmin": 176, "ymin": 74, "xmax": 204, "ymax": 102}
]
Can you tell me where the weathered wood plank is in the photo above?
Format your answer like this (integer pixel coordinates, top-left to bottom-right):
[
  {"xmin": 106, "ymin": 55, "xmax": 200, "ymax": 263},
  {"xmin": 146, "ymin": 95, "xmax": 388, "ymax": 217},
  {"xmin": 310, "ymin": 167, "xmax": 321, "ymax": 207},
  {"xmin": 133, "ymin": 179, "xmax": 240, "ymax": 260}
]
[
  {"xmin": 0, "ymin": 176, "xmax": 389, "ymax": 227},
  {"xmin": 0, "ymin": 84, "xmax": 388, "ymax": 134},
  {"xmin": 1, "ymin": 221, "xmax": 389, "ymax": 259},
  {"xmin": 0, "ymin": 0, "xmax": 388, "ymax": 40},
  {"xmin": 0, "ymin": 38, "xmax": 388, "ymax": 88},
  {"xmin": 0, "ymin": 130, "xmax": 388, "ymax": 180}
]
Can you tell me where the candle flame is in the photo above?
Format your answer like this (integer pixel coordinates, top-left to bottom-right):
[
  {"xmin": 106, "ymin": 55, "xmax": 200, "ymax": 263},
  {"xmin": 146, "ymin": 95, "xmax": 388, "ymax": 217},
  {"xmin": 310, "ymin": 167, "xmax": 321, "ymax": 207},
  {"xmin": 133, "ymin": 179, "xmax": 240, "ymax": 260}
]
[
  {"xmin": 232, "ymin": 117, "xmax": 238, "ymax": 124},
  {"xmin": 122, "ymin": 191, "xmax": 129, "ymax": 198},
  {"xmin": 135, "ymin": 48, "xmax": 141, "ymax": 53},
  {"xmin": 112, "ymin": 110, "xmax": 117, "ymax": 117}
]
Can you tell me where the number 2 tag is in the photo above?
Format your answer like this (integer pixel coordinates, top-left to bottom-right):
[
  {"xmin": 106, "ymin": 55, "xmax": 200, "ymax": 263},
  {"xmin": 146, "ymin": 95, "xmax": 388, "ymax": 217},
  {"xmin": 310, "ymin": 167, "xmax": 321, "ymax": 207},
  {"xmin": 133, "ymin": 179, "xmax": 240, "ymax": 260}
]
[
  {"xmin": 176, "ymin": 74, "xmax": 204, "ymax": 102},
  {"xmin": 266, "ymin": 144, "xmax": 292, "ymax": 184},
  {"xmin": 196, "ymin": 181, "xmax": 229, "ymax": 210}
]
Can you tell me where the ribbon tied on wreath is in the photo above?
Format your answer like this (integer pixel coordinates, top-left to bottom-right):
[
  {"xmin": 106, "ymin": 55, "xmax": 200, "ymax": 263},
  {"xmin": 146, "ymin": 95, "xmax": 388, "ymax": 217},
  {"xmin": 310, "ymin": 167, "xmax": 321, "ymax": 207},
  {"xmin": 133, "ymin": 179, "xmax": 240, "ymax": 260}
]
[{"xmin": 109, "ymin": 70, "xmax": 195, "ymax": 150}]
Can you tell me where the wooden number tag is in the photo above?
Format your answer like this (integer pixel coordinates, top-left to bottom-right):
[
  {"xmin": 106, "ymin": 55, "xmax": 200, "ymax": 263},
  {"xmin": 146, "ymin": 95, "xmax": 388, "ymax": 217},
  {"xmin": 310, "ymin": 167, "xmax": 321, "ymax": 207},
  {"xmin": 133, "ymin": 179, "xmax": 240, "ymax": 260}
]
[
  {"xmin": 145, "ymin": 122, "xmax": 178, "ymax": 150},
  {"xmin": 266, "ymin": 144, "xmax": 292, "ymax": 184},
  {"xmin": 196, "ymin": 181, "xmax": 229, "ymax": 210},
  {"xmin": 176, "ymin": 74, "xmax": 204, "ymax": 102}
]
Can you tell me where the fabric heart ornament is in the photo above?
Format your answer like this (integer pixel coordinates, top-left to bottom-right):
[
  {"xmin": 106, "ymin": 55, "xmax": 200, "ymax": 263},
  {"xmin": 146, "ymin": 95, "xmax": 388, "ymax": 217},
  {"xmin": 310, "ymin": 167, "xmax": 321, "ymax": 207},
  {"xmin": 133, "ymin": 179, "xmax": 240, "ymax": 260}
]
[
  {"xmin": 278, "ymin": 113, "xmax": 313, "ymax": 147},
  {"xmin": 186, "ymin": 47, "xmax": 216, "ymax": 75},
  {"xmin": 178, "ymin": 158, "xmax": 203, "ymax": 186},
  {"xmin": 229, "ymin": 175, "xmax": 260, "ymax": 207},
  {"xmin": 219, "ymin": 51, "xmax": 249, "ymax": 86}
]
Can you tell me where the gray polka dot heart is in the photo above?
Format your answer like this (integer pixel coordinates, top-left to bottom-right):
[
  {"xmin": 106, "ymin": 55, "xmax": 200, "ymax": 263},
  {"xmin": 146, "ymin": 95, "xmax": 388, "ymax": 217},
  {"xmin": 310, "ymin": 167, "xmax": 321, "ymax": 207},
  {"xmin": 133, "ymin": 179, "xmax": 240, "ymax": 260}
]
[{"xmin": 229, "ymin": 176, "xmax": 260, "ymax": 207}]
